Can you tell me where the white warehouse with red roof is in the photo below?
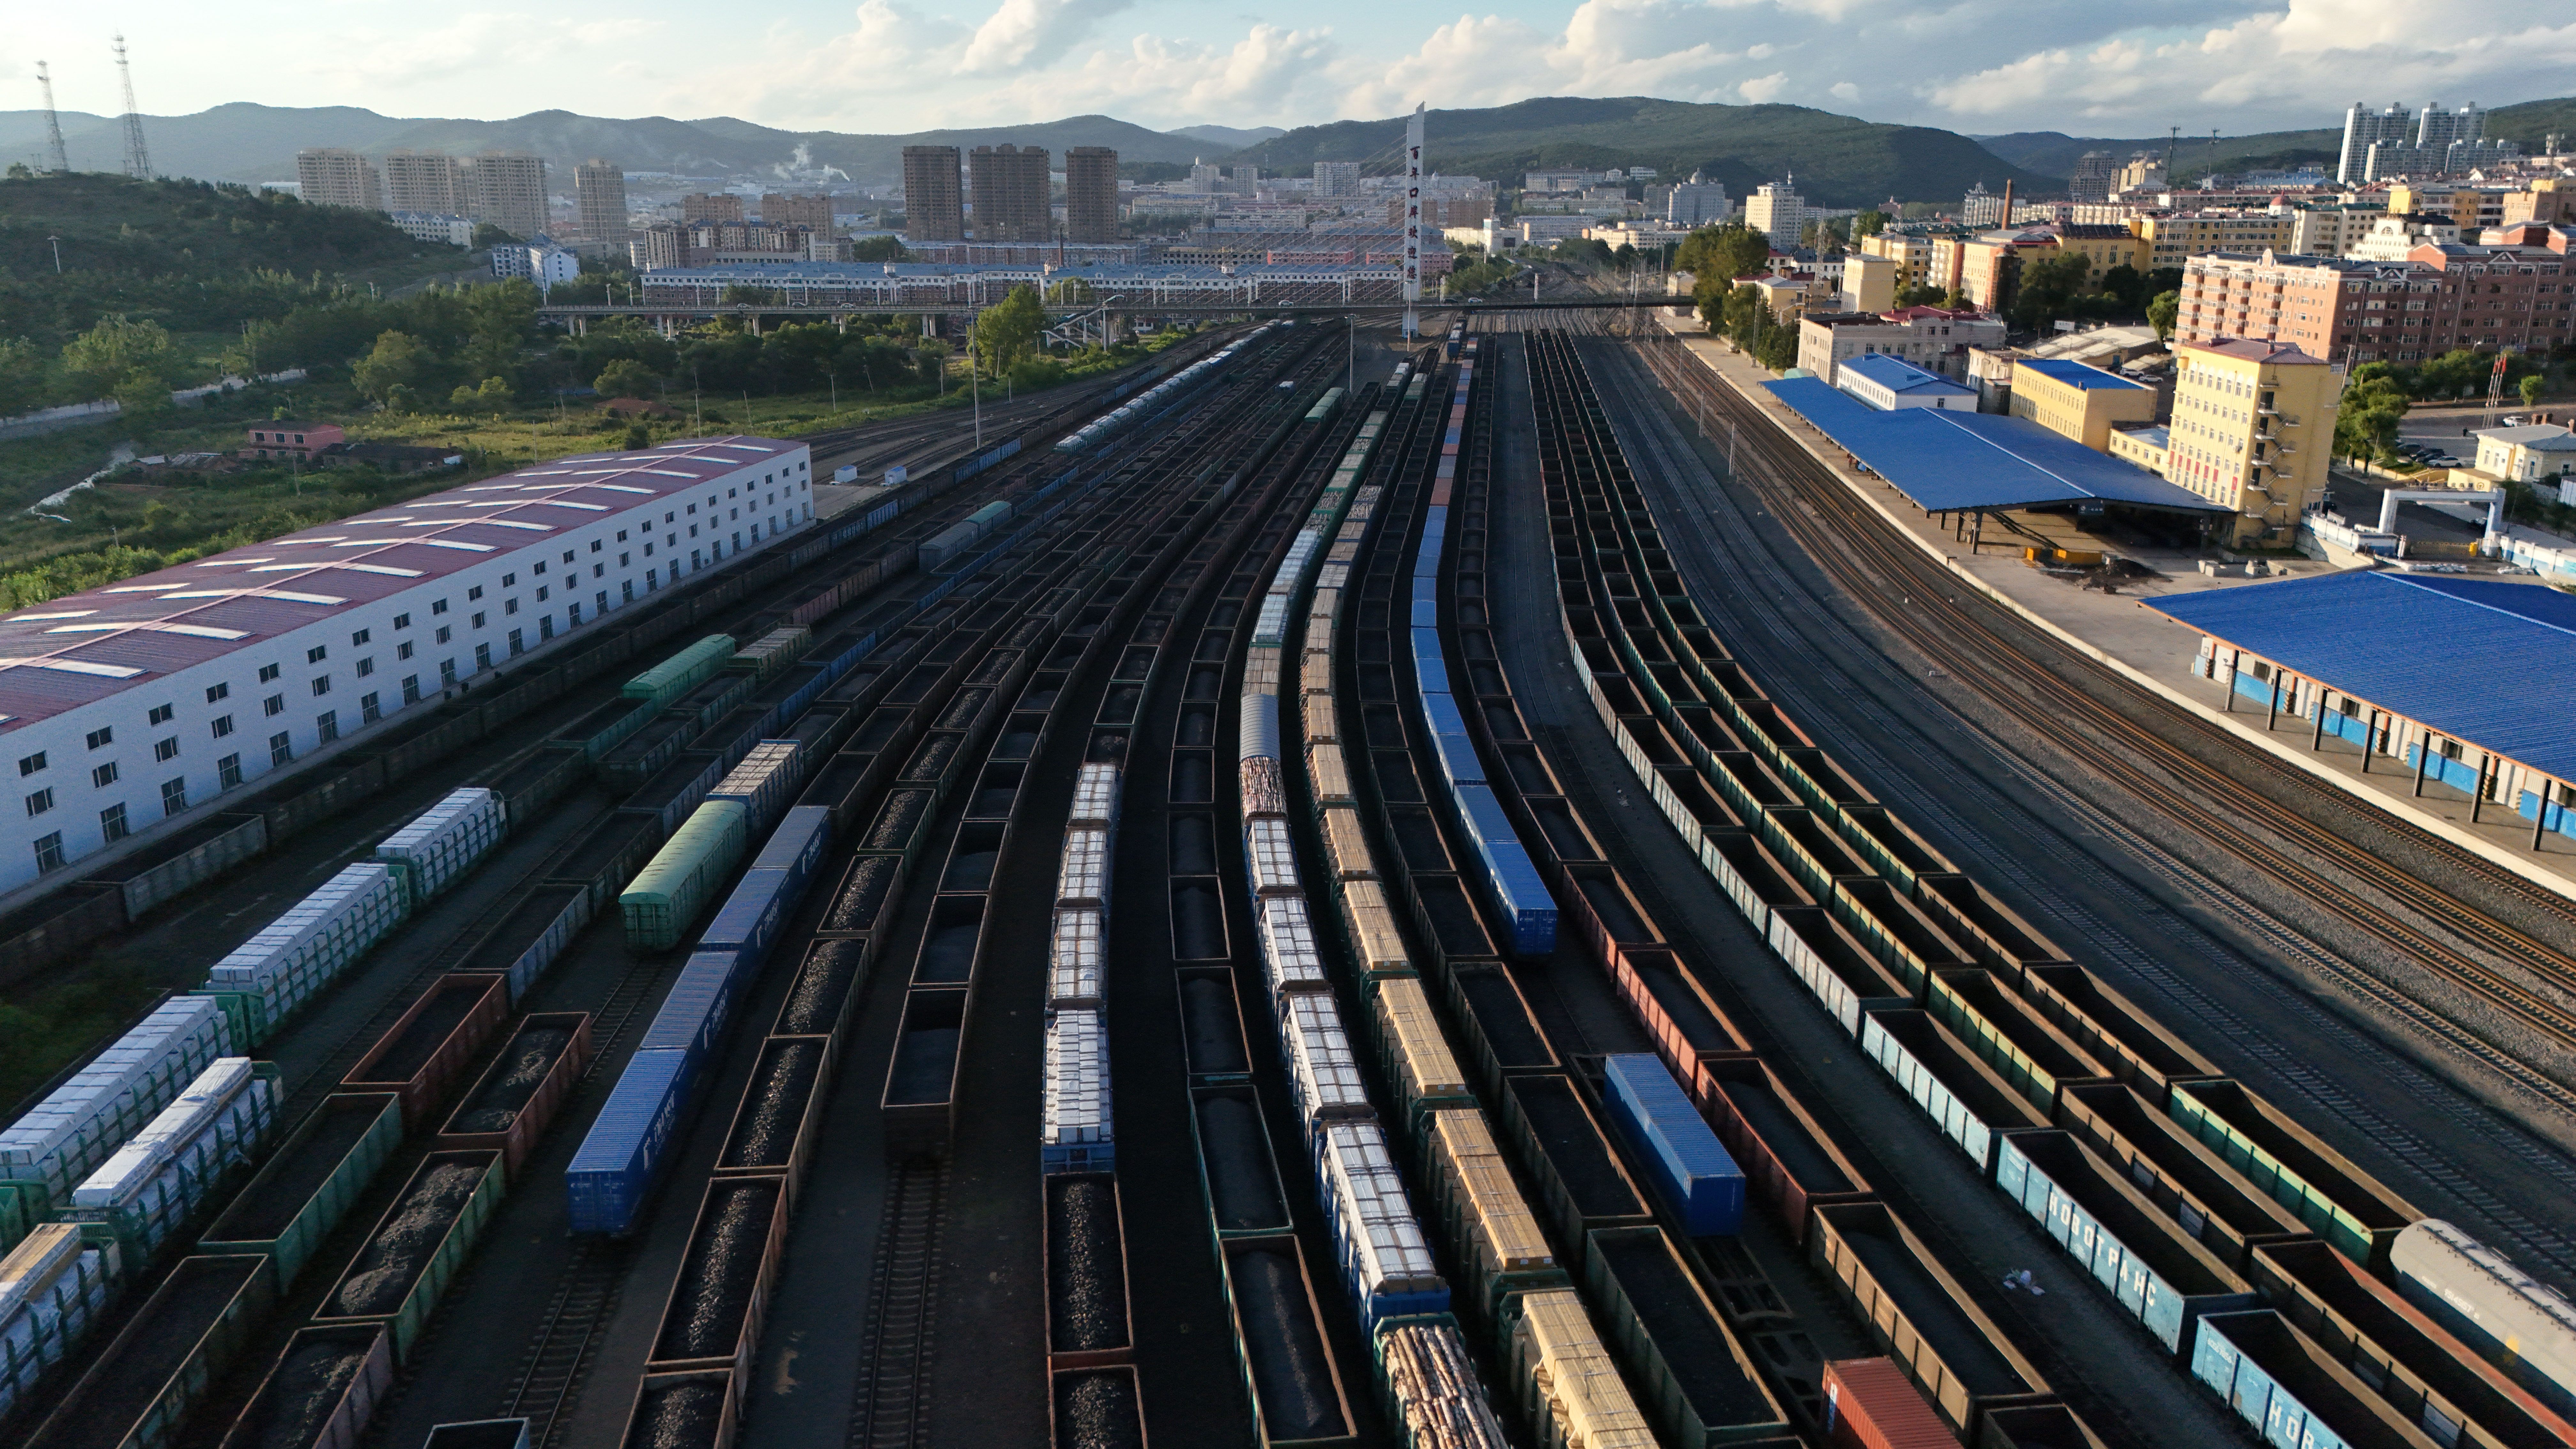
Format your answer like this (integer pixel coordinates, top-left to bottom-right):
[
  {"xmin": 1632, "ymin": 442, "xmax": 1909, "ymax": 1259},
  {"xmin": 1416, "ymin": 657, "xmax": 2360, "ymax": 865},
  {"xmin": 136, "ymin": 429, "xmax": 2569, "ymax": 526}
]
[{"xmin": 0, "ymin": 435, "xmax": 814, "ymax": 894}]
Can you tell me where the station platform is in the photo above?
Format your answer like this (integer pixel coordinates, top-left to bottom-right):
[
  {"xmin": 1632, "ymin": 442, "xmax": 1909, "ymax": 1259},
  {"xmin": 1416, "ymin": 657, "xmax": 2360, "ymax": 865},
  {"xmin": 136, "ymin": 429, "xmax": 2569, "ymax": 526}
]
[{"xmin": 1647, "ymin": 313, "xmax": 2576, "ymax": 902}]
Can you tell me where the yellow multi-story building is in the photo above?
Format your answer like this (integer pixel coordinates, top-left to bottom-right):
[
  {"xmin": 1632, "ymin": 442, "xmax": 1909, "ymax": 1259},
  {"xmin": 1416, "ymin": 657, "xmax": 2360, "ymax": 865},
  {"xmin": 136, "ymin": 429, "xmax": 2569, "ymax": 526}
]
[
  {"xmin": 2160, "ymin": 339, "xmax": 2342, "ymax": 545},
  {"xmin": 2050, "ymin": 224, "xmax": 2149, "ymax": 283},
  {"xmin": 2009, "ymin": 358, "xmax": 2158, "ymax": 450},
  {"xmin": 2385, "ymin": 183, "xmax": 2511, "ymax": 234},
  {"xmin": 2132, "ymin": 211, "xmax": 2298, "ymax": 270},
  {"xmin": 1859, "ymin": 229, "xmax": 1935, "ymax": 292}
]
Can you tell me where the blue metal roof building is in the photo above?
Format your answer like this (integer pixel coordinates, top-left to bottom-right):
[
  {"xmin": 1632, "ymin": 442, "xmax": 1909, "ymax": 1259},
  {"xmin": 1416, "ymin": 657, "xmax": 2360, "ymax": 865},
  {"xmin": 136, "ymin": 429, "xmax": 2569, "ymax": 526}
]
[
  {"xmin": 1765, "ymin": 377, "xmax": 2228, "ymax": 516},
  {"xmin": 2147, "ymin": 571, "xmax": 2576, "ymax": 840}
]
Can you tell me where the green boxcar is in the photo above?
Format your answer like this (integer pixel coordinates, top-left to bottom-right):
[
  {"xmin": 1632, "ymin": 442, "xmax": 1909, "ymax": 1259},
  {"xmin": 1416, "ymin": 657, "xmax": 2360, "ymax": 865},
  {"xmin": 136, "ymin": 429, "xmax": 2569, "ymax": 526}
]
[
  {"xmin": 197, "ymin": 1093, "xmax": 402, "ymax": 1291},
  {"xmin": 308, "ymin": 1149, "xmax": 504, "ymax": 1364},
  {"xmin": 179, "ymin": 992, "xmax": 267, "ymax": 1052},
  {"xmin": 0, "ymin": 1181, "xmax": 33, "ymax": 1256},
  {"xmin": 620, "ymin": 799, "xmax": 750, "ymax": 951},
  {"xmin": 625, "ymin": 635, "xmax": 738, "ymax": 710}
]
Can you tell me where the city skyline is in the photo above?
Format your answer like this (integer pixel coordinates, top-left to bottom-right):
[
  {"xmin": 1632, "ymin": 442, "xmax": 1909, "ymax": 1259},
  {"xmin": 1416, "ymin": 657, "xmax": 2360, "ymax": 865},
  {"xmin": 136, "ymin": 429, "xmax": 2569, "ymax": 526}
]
[{"xmin": 8, "ymin": 0, "xmax": 2576, "ymax": 140}]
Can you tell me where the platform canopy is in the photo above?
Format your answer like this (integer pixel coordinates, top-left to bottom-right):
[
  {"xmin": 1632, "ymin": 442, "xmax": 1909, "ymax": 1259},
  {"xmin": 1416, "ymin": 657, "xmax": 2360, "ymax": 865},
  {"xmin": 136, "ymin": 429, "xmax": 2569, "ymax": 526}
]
[
  {"xmin": 1764, "ymin": 377, "xmax": 2229, "ymax": 515},
  {"xmin": 2148, "ymin": 571, "xmax": 2576, "ymax": 780}
]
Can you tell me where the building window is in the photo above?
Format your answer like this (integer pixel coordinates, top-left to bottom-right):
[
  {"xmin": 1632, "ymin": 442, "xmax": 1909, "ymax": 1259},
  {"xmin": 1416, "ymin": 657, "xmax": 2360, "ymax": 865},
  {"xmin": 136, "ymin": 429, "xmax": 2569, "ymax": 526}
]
[
  {"xmin": 471, "ymin": 612, "xmax": 486, "ymax": 629},
  {"xmin": 475, "ymin": 644, "xmax": 493, "ymax": 671},
  {"xmin": 436, "ymin": 625, "xmax": 452, "ymax": 645},
  {"xmin": 269, "ymin": 731, "xmax": 294, "ymax": 766},
  {"xmin": 99, "ymin": 802, "xmax": 127, "ymax": 843},
  {"xmin": 310, "ymin": 676, "xmax": 331, "ymax": 696},
  {"xmin": 218, "ymin": 753, "xmax": 242, "ymax": 790},
  {"xmin": 306, "ymin": 645, "xmax": 327, "ymax": 663},
  {"xmin": 539, "ymin": 615, "xmax": 554, "ymax": 640},
  {"xmin": 469, "ymin": 586, "xmax": 484, "ymax": 601},
  {"xmin": 394, "ymin": 613, "xmax": 411, "ymax": 630},
  {"xmin": 264, "ymin": 693, "xmax": 286, "ymax": 717},
  {"xmin": 24, "ymin": 788, "xmax": 52, "ymax": 817},
  {"xmin": 508, "ymin": 629, "xmax": 525, "ymax": 656},
  {"xmin": 623, "ymin": 581, "xmax": 635, "ymax": 602},
  {"xmin": 155, "ymin": 737, "xmax": 179, "ymax": 762},
  {"xmin": 148, "ymin": 702, "xmax": 173, "ymax": 725},
  {"xmin": 161, "ymin": 778, "xmax": 188, "ymax": 816},
  {"xmin": 259, "ymin": 662, "xmax": 281, "ymax": 682},
  {"xmin": 356, "ymin": 657, "xmax": 375, "ymax": 678},
  {"xmin": 351, "ymin": 628, "xmax": 371, "ymax": 646},
  {"xmin": 432, "ymin": 599, "xmax": 449, "ymax": 616},
  {"xmin": 501, "ymin": 574, "xmax": 516, "ymax": 587},
  {"xmin": 316, "ymin": 710, "xmax": 339, "ymax": 743},
  {"xmin": 212, "ymin": 715, "xmax": 234, "ymax": 739},
  {"xmin": 568, "ymin": 602, "xmax": 584, "ymax": 625},
  {"xmin": 402, "ymin": 675, "xmax": 422, "ymax": 705},
  {"xmin": 33, "ymin": 832, "xmax": 64, "ymax": 874},
  {"xmin": 504, "ymin": 598, "xmax": 519, "ymax": 616},
  {"xmin": 440, "ymin": 659, "xmax": 458, "ymax": 686},
  {"xmin": 91, "ymin": 761, "xmax": 118, "ymax": 787},
  {"xmin": 85, "ymin": 727, "xmax": 112, "ymax": 750},
  {"xmin": 536, "ymin": 586, "xmax": 550, "ymax": 602},
  {"xmin": 17, "ymin": 752, "xmax": 44, "ymax": 777},
  {"xmin": 206, "ymin": 682, "xmax": 230, "ymax": 703},
  {"xmin": 361, "ymin": 692, "xmax": 381, "ymax": 723}
]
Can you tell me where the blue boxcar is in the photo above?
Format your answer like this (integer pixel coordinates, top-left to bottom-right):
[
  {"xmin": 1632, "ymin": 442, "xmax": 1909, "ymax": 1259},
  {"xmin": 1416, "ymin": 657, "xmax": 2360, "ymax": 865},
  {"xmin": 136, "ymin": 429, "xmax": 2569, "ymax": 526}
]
[
  {"xmin": 1603, "ymin": 1053, "xmax": 1744, "ymax": 1236},
  {"xmin": 752, "ymin": 807, "xmax": 834, "ymax": 885},
  {"xmin": 699, "ymin": 871, "xmax": 796, "ymax": 974},
  {"xmin": 565, "ymin": 1048, "xmax": 692, "ymax": 1234},
  {"xmin": 637, "ymin": 952, "xmax": 747, "ymax": 1069},
  {"xmin": 1454, "ymin": 783, "xmax": 1557, "ymax": 954}
]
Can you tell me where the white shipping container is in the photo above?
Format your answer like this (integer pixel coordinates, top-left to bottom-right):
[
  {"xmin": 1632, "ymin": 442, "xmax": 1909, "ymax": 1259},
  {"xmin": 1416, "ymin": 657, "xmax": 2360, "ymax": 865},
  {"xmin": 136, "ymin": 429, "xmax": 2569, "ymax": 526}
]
[
  {"xmin": 74, "ymin": 1058, "xmax": 262, "ymax": 1208},
  {"xmin": 1048, "ymin": 908, "xmax": 1104, "ymax": 1005},
  {"xmin": 1057, "ymin": 829, "xmax": 1110, "ymax": 911},
  {"xmin": 0, "ymin": 996, "xmax": 228, "ymax": 1206},
  {"xmin": 1068, "ymin": 763, "xmax": 1121, "ymax": 830},
  {"xmin": 1283, "ymin": 993, "xmax": 1370, "ymax": 1127},
  {"xmin": 1041, "ymin": 1010, "xmax": 1111, "ymax": 1148},
  {"xmin": 376, "ymin": 788, "xmax": 505, "ymax": 902},
  {"xmin": 1318, "ymin": 1121, "xmax": 1442, "ymax": 1294},
  {"xmin": 1257, "ymin": 897, "xmax": 1329, "ymax": 997},
  {"xmin": 1244, "ymin": 818, "xmax": 1300, "ymax": 898},
  {"xmin": 205, "ymin": 863, "xmax": 406, "ymax": 1022}
]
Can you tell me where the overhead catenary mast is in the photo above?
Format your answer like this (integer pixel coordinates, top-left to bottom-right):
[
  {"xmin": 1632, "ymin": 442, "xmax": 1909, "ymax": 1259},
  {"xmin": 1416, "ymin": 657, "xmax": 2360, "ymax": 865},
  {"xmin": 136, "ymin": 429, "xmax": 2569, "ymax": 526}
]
[
  {"xmin": 36, "ymin": 62, "xmax": 70, "ymax": 173},
  {"xmin": 113, "ymin": 32, "xmax": 150, "ymax": 180},
  {"xmin": 1401, "ymin": 103, "xmax": 1424, "ymax": 342}
]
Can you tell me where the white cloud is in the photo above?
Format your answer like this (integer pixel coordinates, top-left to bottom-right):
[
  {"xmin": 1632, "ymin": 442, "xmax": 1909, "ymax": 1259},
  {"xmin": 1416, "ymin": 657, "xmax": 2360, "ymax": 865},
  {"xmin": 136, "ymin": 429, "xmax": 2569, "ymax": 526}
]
[
  {"xmin": 1737, "ymin": 71, "xmax": 1789, "ymax": 102},
  {"xmin": 961, "ymin": 0, "xmax": 1134, "ymax": 74}
]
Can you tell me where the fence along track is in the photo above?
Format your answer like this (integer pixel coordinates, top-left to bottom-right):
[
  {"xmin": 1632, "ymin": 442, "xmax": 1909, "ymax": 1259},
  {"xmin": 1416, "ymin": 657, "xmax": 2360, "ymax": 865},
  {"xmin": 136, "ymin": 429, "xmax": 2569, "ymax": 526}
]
[{"xmin": 1620, "ymin": 330, "xmax": 2576, "ymax": 1111}]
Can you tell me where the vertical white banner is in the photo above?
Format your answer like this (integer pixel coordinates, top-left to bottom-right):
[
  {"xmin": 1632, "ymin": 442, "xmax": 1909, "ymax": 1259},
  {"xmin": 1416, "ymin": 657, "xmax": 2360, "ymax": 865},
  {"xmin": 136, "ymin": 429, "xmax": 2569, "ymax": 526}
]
[{"xmin": 1403, "ymin": 103, "xmax": 1424, "ymax": 339}]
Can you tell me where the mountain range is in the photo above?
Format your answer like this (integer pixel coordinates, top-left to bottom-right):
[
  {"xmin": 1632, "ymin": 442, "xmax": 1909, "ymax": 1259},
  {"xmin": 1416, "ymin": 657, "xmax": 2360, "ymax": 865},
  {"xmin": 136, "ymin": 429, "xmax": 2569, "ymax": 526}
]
[{"xmin": 5, "ymin": 94, "xmax": 2571, "ymax": 207}]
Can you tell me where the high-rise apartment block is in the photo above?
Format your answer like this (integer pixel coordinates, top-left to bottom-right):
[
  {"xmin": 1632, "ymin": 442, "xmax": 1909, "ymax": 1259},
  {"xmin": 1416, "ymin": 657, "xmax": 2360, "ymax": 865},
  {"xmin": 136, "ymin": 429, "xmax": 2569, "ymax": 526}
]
[
  {"xmin": 903, "ymin": 146, "xmax": 964, "ymax": 242},
  {"xmin": 1667, "ymin": 171, "xmax": 1730, "ymax": 227},
  {"xmin": 1744, "ymin": 176, "xmax": 1809, "ymax": 249},
  {"xmin": 383, "ymin": 151, "xmax": 467, "ymax": 214},
  {"xmin": 1064, "ymin": 147, "xmax": 1118, "ymax": 243},
  {"xmin": 682, "ymin": 193, "xmax": 745, "ymax": 226},
  {"xmin": 1312, "ymin": 161, "xmax": 1361, "ymax": 198},
  {"xmin": 970, "ymin": 144, "xmax": 1050, "ymax": 242},
  {"xmin": 2341, "ymin": 102, "xmax": 2415, "ymax": 183},
  {"xmin": 2173, "ymin": 241, "xmax": 2572, "ymax": 366},
  {"xmin": 295, "ymin": 148, "xmax": 382, "ymax": 211},
  {"xmin": 762, "ymin": 193, "xmax": 833, "ymax": 231},
  {"xmin": 467, "ymin": 153, "xmax": 548, "ymax": 240},
  {"xmin": 2341, "ymin": 100, "xmax": 2518, "ymax": 181},
  {"xmin": 575, "ymin": 161, "xmax": 628, "ymax": 243}
]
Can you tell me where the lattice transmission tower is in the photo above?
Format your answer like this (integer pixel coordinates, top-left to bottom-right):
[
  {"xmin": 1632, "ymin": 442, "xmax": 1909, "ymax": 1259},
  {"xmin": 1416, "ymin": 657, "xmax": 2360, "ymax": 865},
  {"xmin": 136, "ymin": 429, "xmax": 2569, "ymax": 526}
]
[
  {"xmin": 37, "ymin": 61, "xmax": 71, "ymax": 173},
  {"xmin": 113, "ymin": 32, "xmax": 151, "ymax": 179}
]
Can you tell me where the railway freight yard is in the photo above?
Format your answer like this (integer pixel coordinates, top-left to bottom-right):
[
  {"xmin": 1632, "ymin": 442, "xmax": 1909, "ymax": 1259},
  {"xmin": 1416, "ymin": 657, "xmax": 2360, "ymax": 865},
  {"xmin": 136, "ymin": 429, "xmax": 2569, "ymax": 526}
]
[{"xmin": 3, "ymin": 310, "xmax": 2574, "ymax": 1449}]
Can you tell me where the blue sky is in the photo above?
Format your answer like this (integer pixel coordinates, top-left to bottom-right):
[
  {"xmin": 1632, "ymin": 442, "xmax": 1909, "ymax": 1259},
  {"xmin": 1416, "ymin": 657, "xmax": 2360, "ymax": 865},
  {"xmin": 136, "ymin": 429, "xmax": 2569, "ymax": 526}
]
[{"xmin": 11, "ymin": 1, "xmax": 2576, "ymax": 136}]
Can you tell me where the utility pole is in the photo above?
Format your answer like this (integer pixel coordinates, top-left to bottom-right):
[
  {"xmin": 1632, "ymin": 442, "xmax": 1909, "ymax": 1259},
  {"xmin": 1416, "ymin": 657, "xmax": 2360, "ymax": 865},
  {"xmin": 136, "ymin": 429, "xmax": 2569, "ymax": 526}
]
[
  {"xmin": 970, "ymin": 339, "xmax": 982, "ymax": 449},
  {"xmin": 48, "ymin": 235, "xmax": 63, "ymax": 274}
]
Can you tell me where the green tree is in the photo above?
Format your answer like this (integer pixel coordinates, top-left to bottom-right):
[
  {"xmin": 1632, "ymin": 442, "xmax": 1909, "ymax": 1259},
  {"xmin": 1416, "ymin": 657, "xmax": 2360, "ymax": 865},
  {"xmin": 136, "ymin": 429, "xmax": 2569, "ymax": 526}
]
[
  {"xmin": 625, "ymin": 423, "xmax": 652, "ymax": 449},
  {"xmin": 350, "ymin": 330, "xmax": 433, "ymax": 405},
  {"xmin": 1940, "ymin": 286, "xmax": 1968, "ymax": 311},
  {"xmin": 1675, "ymin": 223, "xmax": 1772, "ymax": 285},
  {"xmin": 471, "ymin": 222, "xmax": 520, "ymax": 249},
  {"xmin": 460, "ymin": 280, "xmax": 539, "ymax": 387},
  {"xmin": 449, "ymin": 376, "xmax": 514, "ymax": 414},
  {"xmin": 2146, "ymin": 290, "xmax": 2180, "ymax": 340},
  {"xmin": 112, "ymin": 368, "xmax": 171, "ymax": 423},
  {"xmin": 61, "ymin": 314, "xmax": 174, "ymax": 399},
  {"xmin": 594, "ymin": 357, "xmax": 658, "ymax": 397},
  {"xmin": 972, "ymin": 285, "xmax": 1047, "ymax": 378},
  {"xmin": 2008, "ymin": 252, "xmax": 2096, "ymax": 333},
  {"xmin": 2335, "ymin": 364, "xmax": 2410, "ymax": 470},
  {"xmin": 0, "ymin": 338, "xmax": 46, "ymax": 415},
  {"xmin": 1893, "ymin": 283, "xmax": 1947, "ymax": 308},
  {"xmin": 1852, "ymin": 210, "xmax": 1889, "ymax": 239},
  {"xmin": 2519, "ymin": 373, "xmax": 2546, "ymax": 410},
  {"xmin": 851, "ymin": 235, "xmax": 908, "ymax": 263},
  {"xmin": 1719, "ymin": 283, "xmax": 1774, "ymax": 350}
]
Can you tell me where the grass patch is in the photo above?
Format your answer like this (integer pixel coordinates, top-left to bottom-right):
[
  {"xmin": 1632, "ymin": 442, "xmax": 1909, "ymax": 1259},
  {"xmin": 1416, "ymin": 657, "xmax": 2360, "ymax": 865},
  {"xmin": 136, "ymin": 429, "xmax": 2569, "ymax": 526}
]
[{"xmin": 0, "ymin": 950, "xmax": 166, "ymax": 1117}]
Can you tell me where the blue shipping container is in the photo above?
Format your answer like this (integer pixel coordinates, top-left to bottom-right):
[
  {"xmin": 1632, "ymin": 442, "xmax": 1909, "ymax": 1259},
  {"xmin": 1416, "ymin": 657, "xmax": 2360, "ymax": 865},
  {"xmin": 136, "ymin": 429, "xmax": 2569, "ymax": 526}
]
[
  {"xmin": 752, "ymin": 807, "xmax": 834, "ymax": 886},
  {"xmin": 700, "ymin": 871, "xmax": 796, "ymax": 974},
  {"xmin": 1602, "ymin": 1053, "xmax": 1744, "ymax": 1236},
  {"xmin": 566, "ymin": 1048, "xmax": 692, "ymax": 1234},
  {"xmin": 637, "ymin": 953, "xmax": 746, "ymax": 1068},
  {"xmin": 1410, "ymin": 599, "xmax": 1437, "ymax": 629},
  {"xmin": 1453, "ymin": 786, "xmax": 1557, "ymax": 954}
]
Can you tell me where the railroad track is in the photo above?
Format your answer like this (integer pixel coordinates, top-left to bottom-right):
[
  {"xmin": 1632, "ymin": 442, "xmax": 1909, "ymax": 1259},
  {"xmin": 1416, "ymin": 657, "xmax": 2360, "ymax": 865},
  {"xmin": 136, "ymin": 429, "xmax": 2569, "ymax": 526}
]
[
  {"xmin": 846, "ymin": 1160, "xmax": 948, "ymax": 1449},
  {"xmin": 1614, "ymin": 332, "xmax": 2576, "ymax": 1110},
  {"xmin": 502, "ymin": 1237, "xmax": 637, "ymax": 1447}
]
